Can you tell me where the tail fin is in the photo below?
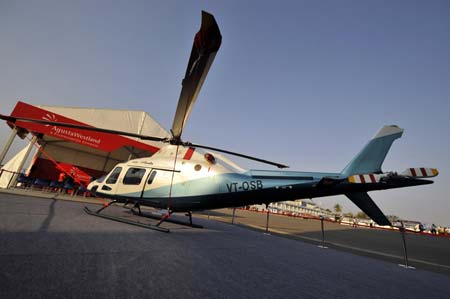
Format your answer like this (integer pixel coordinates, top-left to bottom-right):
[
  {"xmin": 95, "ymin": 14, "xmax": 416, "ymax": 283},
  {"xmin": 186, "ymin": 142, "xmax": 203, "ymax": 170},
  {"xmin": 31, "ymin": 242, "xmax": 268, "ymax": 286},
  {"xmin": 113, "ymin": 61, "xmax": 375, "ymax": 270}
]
[
  {"xmin": 341, "ymin": 125, "xmax": 403, "ymax": 176},
  {"xmin": 345, "ymin": 192, "xmax": 391, "ymax": 226}
]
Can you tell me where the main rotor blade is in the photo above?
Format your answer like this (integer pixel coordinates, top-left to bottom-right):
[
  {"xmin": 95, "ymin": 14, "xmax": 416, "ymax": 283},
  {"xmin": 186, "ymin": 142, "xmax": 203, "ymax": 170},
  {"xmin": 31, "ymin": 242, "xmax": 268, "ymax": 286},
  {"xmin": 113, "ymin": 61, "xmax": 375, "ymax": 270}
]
[
  {"xmin": 171, "ymin": 11, "xmax": 222, "ymax": 140},
  {"xmin": 0, "ymin": 114, "xmax": 168, "ymax": 142},
  {"xmin": 185, "ymin": 142, "xmax": 289, "ymax": 169},
  {"xmin": 1, "ymin": 114, "xmax": 288, "ymax": 168}
]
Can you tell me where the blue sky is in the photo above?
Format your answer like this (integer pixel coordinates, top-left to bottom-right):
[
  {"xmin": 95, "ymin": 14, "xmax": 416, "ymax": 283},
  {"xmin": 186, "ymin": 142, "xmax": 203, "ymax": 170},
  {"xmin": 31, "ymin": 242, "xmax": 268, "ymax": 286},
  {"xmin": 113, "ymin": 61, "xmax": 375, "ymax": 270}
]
[{"xmin": 1, "ymin": 1, "xmax": 449, "ymax": 225}]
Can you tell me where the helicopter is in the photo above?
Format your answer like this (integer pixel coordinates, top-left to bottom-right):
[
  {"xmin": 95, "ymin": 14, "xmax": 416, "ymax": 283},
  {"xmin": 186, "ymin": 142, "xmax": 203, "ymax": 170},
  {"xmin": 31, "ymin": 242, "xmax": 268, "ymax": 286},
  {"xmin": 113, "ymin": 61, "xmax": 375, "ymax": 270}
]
[{"xmin": 1, "ymin": 11, "xmax": 439, "ymax": 232}]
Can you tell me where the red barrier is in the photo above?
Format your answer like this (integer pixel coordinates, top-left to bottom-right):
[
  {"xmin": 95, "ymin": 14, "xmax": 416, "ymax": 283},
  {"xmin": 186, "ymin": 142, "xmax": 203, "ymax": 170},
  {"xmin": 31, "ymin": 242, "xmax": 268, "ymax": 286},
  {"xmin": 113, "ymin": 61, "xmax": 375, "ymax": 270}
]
[{"xmin": 235, "ymin": 207, "xmax": 450, "ymax": 238}]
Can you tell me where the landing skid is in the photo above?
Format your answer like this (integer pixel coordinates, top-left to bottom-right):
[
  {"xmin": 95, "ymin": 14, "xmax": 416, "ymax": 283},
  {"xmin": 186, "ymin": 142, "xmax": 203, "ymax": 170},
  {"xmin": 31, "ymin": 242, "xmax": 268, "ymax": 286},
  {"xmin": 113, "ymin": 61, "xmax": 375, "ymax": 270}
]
[
  {"xmin": 84, "ymin": 201, "xmax": 203, "ymax": 232},
  {"xmin": 84, "ymin": 203, "xmax": 170, "ymax": 233},
  {"xmin": 130, "ymin": 209, "xmax": 203, "ymax": 229}
]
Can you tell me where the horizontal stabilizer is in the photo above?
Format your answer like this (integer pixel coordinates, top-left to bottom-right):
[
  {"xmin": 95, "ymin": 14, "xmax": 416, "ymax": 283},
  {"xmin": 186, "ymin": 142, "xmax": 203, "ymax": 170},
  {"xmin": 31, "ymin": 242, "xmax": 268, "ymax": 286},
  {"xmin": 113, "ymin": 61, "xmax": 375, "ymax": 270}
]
[
  {"xmin": 348, "ymin": 174, "xmax": 381, "ymax": 184},
  {"xmin": 348, "ymin": 167, "xmax": 439, "ymax": 184},
  {"xmin": 401, "ymin": 168, "xmax": 438, "ymax": 178},
  {"xmin": 345, "ymin": 192, "xmax": 391, "ymax": 226}
]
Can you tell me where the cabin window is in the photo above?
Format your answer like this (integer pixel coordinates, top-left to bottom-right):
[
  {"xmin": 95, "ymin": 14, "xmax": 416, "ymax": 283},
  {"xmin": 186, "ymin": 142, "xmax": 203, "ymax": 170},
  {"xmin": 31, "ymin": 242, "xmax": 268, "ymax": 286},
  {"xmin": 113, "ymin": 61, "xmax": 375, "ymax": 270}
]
[
  {"xmin": 123, "ymin": 168, "xmax": 146, "ymax": 185},
  {"xmin": 147, "ymin": 171, "xmax": 157, "ymax": 184},
  {"xmin": 96, "ymin": 175, "xmax": 106, "ymax": 183},
  {"xmin": 101, "ymin": 185, "xmax": 112, "ymax": 191},
  {"xmin": 106, "ymin": 167, "xmax": 122, "ymax": 184}
]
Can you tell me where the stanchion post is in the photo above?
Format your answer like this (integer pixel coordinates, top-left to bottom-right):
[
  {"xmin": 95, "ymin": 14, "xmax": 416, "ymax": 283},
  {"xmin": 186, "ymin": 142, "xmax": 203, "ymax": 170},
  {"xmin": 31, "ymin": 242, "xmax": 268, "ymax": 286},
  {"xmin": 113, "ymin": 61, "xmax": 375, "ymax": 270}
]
[
  {"xmin": 264, "ymin": 203, "xmax": 270, "ymax": 235},
  {"xmin": 398, "ymin": 220, "xmax": 415, "ymax": 269},
  {"xmin": 318, "ymin": 215, "xmax": 328, "ymax": 248},
  {"xmin": 231, "ymin": 207, "xmax": 236, "ymax": 224}
]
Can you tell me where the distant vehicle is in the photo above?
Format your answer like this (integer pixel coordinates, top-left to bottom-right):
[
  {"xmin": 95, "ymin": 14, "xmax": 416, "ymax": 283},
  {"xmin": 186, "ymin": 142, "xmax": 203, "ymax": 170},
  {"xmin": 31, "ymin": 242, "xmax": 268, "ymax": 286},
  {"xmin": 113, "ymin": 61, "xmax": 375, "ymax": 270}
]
[
  {"xmin": 401, "ymin": 220, "xmax": 423, "ymax": 232},
  {"xmin": 357, "ymin": 219, "xmax": 372, "ymax": 226}
]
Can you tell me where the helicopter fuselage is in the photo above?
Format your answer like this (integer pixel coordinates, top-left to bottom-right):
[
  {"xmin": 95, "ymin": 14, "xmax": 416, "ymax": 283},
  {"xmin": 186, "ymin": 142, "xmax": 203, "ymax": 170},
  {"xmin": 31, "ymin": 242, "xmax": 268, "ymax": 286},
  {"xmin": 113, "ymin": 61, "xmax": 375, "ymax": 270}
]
[{"xmin": 88, "ymin": 145, "xmax": 431, "ymax": 212}]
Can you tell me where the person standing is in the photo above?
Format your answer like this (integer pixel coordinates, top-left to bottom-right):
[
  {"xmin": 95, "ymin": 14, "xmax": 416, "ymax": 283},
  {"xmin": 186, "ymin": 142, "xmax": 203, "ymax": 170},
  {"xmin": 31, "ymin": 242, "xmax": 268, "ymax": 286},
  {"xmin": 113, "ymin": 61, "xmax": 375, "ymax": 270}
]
[
  {"xmin": 58, "ymin": 172, "xmax": 66, "ymax": 183},
  {"xmin": 57, "ymin": 172, "xmax": 66, "ymax": 192}
]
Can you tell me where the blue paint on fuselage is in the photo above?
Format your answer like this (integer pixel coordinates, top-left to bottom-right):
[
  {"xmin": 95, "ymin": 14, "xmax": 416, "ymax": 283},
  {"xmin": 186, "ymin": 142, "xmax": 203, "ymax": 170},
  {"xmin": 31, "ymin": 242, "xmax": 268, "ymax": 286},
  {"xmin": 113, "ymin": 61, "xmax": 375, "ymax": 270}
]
[
  {"xmin": 95, "ymin": 171, "xmax": 432, "ymax": 212},
  {"xmin": 116, "ymin": 170, "xmax": 337, "ymax": 200}
]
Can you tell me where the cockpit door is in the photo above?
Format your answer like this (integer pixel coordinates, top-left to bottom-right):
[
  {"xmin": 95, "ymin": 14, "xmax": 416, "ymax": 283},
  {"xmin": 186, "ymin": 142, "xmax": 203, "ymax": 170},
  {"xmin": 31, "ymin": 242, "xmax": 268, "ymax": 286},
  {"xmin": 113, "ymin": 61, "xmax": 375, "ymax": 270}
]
[
  {"xmin": 115, "ymin": 167, "xmax": 149, "ymax": 198},
  {"xmin": 142, "ymin": 169, "xmax": 175, "ymax": 199},
  {"xmin": 99, "ymin": 166, "xmax": 123, "ymax": 195}
]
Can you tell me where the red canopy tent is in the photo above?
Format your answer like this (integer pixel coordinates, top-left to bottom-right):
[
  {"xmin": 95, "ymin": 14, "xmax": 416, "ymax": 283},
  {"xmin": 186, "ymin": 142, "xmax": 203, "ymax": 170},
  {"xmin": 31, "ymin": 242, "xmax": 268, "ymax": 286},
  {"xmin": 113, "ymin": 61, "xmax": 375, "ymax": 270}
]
[{"xmin": 1, "ymin": 101, "xmax": 170, "ymax": 187}]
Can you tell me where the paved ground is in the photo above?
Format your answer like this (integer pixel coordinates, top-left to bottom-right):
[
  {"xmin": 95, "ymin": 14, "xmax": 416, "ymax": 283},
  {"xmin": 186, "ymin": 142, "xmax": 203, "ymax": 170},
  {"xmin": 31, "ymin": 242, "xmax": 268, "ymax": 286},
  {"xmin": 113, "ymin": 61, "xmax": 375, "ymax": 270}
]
[
  {"xmin": 203, "ymin": 209, "xmax": 450, "ymax": 274},
  {"xmin": 1, "ymin": 193, "xmax": 450, "ymax": 299}
]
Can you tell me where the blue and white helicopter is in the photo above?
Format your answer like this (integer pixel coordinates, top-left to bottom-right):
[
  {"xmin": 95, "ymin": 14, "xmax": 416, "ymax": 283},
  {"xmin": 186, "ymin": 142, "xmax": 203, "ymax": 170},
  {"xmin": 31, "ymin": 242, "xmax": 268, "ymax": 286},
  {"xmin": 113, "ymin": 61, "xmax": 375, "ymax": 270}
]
[{"xmin": 1, "ymin": 12, "xmax": 438, "ymax": 232}]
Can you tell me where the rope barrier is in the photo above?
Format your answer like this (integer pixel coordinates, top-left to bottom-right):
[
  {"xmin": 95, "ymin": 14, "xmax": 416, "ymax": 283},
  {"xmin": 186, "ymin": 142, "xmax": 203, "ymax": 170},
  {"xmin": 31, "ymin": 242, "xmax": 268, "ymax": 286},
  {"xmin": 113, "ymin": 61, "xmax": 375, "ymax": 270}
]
[{"xmin": 232, "ymin": 207, "xmax": 450, "ymax": 238}]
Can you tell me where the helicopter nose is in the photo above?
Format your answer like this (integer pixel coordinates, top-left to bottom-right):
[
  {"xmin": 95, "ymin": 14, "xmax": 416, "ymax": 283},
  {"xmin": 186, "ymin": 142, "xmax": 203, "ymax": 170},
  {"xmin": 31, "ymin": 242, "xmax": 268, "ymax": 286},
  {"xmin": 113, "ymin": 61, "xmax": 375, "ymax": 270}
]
[{"xmin": 87, "ymin": 182, "xmax": 98, "ymax": 195}]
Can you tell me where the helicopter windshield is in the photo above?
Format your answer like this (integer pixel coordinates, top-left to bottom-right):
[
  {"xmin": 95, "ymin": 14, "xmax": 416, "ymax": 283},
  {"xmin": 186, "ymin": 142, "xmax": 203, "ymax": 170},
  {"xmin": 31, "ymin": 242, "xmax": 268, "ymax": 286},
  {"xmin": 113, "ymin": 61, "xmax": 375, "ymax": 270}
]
[{"xmin": 106, "ymin": 167, "xmax": 123, "ymax": 184}]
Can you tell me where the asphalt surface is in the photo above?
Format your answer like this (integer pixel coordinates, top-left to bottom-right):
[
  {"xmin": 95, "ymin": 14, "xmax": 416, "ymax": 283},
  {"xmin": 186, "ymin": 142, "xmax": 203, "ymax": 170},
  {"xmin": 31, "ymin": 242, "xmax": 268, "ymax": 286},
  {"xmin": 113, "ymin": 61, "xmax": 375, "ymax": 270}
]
[
  {"xmin": 1, "ymin": 193, "xmax": 450, "ymax": 299},
  {"xmin": 205, "ymin": 209, "xmax": 450, "ymax": 274}
]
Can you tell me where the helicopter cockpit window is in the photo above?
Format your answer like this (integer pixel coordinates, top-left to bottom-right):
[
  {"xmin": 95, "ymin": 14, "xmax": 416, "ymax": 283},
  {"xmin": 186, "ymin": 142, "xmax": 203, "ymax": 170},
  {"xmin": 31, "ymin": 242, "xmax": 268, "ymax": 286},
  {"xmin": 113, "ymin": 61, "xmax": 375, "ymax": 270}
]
[
  {"xmin": 96, "ymin": 175, "xmax": 106, "ymax": 183},
  {"xmin": 147, "ymin": 171, "xmax": 157, "ymax": 184},
  {"xmin": 105, "ymin": 167, "xmax": 122, "ymax": 184},
  {"xmin": 123, "ymin": 168, "xmax": 146, "ymax": 185}
]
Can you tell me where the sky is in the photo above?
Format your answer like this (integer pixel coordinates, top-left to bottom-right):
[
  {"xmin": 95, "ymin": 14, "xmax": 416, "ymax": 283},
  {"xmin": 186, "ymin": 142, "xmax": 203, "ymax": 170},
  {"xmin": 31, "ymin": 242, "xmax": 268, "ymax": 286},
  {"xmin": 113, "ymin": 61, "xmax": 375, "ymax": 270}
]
[{"xmin": 0, "ymin": 0, "xmax": 449, "ymax": 225}]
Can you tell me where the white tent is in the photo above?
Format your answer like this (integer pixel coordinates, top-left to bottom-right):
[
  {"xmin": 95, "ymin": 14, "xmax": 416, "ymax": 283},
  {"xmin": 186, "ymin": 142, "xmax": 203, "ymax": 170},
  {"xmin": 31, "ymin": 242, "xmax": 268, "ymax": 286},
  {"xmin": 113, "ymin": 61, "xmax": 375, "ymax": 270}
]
[
  {"xmin": 1, "ymin": 101, "xmax": 171, "ymax": 186},
  {"xmin": 36, "ymin": 104, "xmax": 170, "ymax": 172},
  {"xmin": 0, "ymin": 143, "xmax": 34, "ymax": 188}
]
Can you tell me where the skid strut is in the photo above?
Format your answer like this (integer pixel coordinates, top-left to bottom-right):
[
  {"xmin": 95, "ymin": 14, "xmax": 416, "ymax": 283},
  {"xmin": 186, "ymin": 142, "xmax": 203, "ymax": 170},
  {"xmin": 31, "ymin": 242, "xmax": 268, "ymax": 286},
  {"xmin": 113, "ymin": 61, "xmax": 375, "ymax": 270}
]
[
  {"xmin": 131, "ymin": 209, "xmax": 203, "ymax": 229},
  {"xmin": 84, "ymin": 202, "xmax": 170, "ymax": 233}
]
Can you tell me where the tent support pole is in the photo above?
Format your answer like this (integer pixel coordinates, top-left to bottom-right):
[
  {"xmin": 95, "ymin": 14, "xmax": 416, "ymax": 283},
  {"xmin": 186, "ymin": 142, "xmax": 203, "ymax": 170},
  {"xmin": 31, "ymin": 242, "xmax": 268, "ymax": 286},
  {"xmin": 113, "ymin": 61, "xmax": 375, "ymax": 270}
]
[
  {"xmin": 0, "ymin": 127, "xmax": 18, "ymax": 166},
  {"xmin": 7, "ymin": 135, "xmax": 38, "ymax": 188},
  {"xmin": 128, "ymin": 146, "xmax": 134, "ymax": 161},
  {"xmin": 101, "ymin": 152, "xmax": 111, "ymax": 172}
]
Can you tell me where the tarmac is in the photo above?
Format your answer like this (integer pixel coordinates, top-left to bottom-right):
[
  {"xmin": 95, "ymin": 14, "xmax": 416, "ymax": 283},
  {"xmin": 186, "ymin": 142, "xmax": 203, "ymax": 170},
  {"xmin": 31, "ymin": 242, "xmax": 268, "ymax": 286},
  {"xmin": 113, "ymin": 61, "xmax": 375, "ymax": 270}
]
[
  {"xmin": 200, "ymin": 208, "xmax": 450, "ymax": 275},
  {"xmin": 1, "ymin": 191, "xmax": 450, "ymax": 298}
]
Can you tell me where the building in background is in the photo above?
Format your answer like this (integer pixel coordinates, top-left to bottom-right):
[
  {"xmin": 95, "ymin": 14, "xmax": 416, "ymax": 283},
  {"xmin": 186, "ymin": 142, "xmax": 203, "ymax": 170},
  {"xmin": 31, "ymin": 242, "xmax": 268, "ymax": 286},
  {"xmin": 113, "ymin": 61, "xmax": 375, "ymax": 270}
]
[{"xmin": 251, "ymin": 200, "xmax": 334, "ymax": 219}]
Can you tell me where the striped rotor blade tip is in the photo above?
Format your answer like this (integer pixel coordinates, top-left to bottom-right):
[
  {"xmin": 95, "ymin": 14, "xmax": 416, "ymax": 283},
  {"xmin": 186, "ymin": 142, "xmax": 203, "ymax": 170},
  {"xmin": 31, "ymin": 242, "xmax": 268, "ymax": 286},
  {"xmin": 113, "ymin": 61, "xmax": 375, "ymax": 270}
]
[{"xmin": 402, "ymin": 168, "xmax": 439, "ymax": 178}]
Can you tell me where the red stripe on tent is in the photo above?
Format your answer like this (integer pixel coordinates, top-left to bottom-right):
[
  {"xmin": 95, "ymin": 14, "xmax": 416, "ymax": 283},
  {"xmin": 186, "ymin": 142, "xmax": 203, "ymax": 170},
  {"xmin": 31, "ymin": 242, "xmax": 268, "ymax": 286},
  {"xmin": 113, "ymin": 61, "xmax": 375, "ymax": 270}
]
[
  {"xmin": 183, "ymin": 147, "xmax": 195, "ymax": 160},
  {"xmin": 420, "ymin": 168, "xmax": 427, "ymax": 177},
  {"xmin": 410, "ymin": 168, "xmax": 417, "ymax": 177},
  {"xmin": 369, "ymin": 174, "xmax": 376, "ymax": 183},
  {"xmin": 360, "ymin": 175, "xmax": 366, "ymax": 183},
  {"xmin": 9, "ymin": 101, "xmax": 161, "ymax": 153}
]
